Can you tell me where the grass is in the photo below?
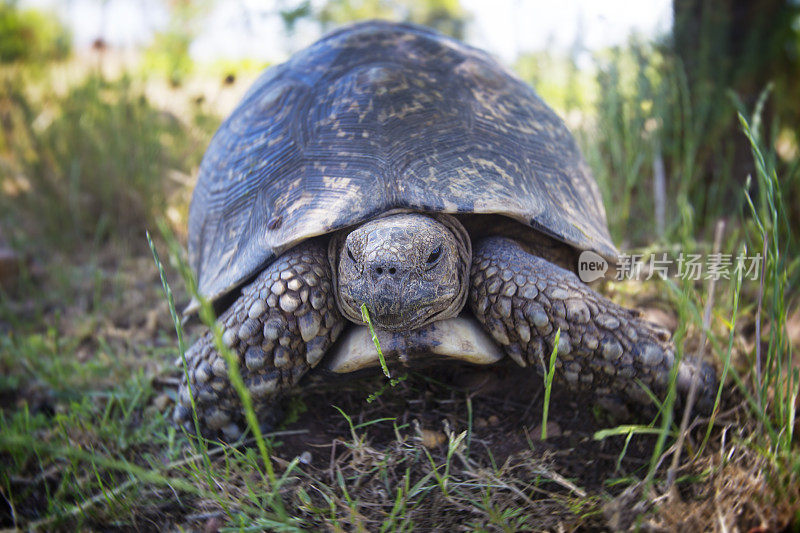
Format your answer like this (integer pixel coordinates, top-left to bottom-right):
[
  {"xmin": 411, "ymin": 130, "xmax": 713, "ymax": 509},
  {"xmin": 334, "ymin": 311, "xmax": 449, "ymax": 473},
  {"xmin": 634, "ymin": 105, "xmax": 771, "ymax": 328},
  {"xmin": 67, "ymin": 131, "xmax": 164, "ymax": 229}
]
[
  {"xmin": 0, "ymin": 65, "xmax": 215, "ymax": 251},
  {"xmin": 0, "ymin": 31, "xmax": 799, "ymax": 531},
  {"xmin": 359, "ymin": 303, "xmax": 408, "ymax": 403},
  {"xmin": 540, "ymin": 328, "xmax": 559, "ymax": 441},
  {"xmin": 148, "ymin": 226, "xmax": 295, "ymax": 526}
]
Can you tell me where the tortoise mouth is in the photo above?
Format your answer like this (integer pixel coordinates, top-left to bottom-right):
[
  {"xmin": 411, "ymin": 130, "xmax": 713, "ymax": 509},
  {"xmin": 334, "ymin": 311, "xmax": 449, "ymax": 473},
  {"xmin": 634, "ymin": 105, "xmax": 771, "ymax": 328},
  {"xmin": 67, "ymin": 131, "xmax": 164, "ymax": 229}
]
[{"xmin": 322, "ymin": 314, "xmax": 505, "ymax": 374}]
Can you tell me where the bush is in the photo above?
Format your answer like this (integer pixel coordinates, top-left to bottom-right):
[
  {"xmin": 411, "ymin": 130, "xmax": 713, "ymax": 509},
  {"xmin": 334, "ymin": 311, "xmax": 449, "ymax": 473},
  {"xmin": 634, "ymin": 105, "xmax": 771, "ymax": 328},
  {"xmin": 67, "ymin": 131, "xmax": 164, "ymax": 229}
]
[
  {"xmin": 0, "ymin": 73, "xmax": 212, "ymax": 250},
  {"xmin": 0, "ymin": 3, "xmax": 71, "ymax": 63}
]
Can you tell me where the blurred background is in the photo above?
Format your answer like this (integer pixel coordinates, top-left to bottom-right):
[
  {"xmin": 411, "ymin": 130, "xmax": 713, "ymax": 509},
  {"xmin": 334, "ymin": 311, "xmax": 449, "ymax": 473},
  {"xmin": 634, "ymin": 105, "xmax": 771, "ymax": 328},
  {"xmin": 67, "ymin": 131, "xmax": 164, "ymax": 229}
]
[{"xmin": 1, "ymin": 0, "xmax": 798, "ymax": 259}]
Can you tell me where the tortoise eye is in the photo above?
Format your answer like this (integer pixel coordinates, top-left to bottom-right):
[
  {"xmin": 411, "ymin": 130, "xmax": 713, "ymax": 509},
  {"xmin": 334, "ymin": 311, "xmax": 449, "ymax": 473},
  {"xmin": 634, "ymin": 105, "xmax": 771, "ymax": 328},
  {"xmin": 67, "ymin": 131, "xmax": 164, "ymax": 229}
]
[{"xmin": 426, "ymin": 245, "xmax": 441, "ymax": 265}]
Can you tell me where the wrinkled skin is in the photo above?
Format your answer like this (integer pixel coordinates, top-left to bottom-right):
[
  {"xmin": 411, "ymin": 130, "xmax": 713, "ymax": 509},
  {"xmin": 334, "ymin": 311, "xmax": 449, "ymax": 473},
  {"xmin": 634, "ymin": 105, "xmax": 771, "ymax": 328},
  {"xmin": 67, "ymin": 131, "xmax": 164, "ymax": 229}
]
[
  {"xmin": 332, "ymin": 214, "xmax": 471, "ymax": 331},
  {"xmin": 175, "ymin": 213, "xmax": 717, "ymax": 440}
]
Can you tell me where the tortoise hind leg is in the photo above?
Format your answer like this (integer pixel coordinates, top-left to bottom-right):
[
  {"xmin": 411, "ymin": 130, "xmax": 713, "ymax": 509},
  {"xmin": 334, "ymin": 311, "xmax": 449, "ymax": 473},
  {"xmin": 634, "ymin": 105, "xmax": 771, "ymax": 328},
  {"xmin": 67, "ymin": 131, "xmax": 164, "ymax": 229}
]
[
  {"xmin": 174, "ymin": 241, "xmax": 345, "ymax": 440},
  {"xmin": 469, "ymin": 236, "xmax": 717, "ymax": 416}
]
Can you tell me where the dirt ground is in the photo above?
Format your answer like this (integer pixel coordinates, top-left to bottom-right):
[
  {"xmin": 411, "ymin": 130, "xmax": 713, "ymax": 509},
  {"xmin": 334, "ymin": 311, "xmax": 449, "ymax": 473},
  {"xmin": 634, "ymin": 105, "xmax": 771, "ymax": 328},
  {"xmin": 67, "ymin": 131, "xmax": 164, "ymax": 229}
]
[{"xmin": 1, "ymin": 243, "xmax": 795, "ymax": 531}]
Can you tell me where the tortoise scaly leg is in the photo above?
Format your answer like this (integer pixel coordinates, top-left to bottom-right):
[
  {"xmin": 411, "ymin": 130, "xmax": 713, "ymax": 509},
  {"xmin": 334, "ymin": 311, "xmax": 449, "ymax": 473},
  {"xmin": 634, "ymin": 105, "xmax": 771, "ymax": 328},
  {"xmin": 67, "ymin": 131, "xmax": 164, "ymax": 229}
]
[
  {"xmin": 174, "ymin": 241, "xmax": 345, "ymax": 440},
  {"xmin": 469, "ymin": 237, "xmax": 716, "ymax": 416}
]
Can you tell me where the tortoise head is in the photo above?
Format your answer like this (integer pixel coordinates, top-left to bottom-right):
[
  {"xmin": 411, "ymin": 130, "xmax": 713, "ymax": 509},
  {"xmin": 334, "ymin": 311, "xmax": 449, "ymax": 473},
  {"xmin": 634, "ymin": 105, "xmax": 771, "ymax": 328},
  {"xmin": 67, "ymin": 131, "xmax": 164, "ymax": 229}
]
[{"xmin": 331, "ymin": 213, "xmax": 471, "ymax": 331}]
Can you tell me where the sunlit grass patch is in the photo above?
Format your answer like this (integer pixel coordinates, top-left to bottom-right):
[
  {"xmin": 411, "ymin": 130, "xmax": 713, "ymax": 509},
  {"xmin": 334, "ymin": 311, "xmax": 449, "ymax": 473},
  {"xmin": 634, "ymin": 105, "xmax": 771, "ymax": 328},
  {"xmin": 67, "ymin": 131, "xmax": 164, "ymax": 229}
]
[{"xmin": 0, "ymin": 68, "xmax": 214, "ymax": 251}]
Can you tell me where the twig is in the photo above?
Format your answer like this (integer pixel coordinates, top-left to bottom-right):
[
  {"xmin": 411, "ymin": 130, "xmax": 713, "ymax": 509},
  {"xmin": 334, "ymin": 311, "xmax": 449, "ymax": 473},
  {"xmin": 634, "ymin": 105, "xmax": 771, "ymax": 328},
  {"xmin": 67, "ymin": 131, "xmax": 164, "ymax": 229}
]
[
  {"xmin": 0, "ymin": 484, "xmax": 18, "ymax": 529},
  {"xmin": 665, "ymin": 219, "xmax": 725, "ymax": 491},
  {"xmin": 754, "ymin": 236, "xmax": 768, "ymax": 423},
  {"xmin": 653, "ymin": 147, "xmax": 666, "ymax": 238}
]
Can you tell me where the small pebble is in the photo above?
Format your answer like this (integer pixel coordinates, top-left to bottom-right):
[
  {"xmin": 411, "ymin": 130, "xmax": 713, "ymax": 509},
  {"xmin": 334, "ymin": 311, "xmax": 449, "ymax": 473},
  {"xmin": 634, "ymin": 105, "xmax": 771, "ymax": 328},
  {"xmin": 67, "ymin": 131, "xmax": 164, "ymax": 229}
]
[
  {"xmin": 153, "ymin": 393, "xmax": 171, "ymax": 411},
  {"xmin": 419, "ymin": 429, "xmax": 447, "ymax": 449},
  {"xmin": 203, "ymin": 516, "xmax": 222, "ymax": 533},
  {"xmin": 533, "ymin": 421, "xmax": 562, "ymax": 440}
]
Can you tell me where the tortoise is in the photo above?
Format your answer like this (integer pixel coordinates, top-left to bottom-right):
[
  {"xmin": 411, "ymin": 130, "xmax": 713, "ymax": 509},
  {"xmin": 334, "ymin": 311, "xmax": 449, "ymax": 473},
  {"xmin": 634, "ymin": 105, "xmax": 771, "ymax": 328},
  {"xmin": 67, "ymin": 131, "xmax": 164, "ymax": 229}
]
[{"xmin": 175, "ymin": 21, "xmax": 716, "ymax": 439}]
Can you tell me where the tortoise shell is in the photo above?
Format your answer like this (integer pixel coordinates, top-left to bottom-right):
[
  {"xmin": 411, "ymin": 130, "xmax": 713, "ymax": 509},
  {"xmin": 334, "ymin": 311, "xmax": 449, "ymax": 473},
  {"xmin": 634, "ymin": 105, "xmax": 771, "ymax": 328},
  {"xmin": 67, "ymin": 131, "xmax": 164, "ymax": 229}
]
[{"xmin": 188, "ymin": 20, "xmax": 617, "ymax": 308}]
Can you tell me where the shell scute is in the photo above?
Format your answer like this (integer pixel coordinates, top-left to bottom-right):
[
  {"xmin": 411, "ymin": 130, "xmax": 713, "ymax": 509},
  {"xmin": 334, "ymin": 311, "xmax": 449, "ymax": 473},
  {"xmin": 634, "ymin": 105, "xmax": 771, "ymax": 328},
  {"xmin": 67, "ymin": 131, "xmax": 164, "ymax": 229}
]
[{"xmin": 189, "ymin": 21, "xmax": 617, "ymax": 306}]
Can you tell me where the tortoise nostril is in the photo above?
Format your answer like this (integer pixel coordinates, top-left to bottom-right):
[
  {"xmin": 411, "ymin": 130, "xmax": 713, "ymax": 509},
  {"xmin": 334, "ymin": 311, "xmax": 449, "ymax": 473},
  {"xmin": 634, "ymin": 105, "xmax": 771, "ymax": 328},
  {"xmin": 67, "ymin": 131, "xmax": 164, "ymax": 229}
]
[{"xmin": 372, "ymin": 264, "xmax": 400, "ymax": 279}]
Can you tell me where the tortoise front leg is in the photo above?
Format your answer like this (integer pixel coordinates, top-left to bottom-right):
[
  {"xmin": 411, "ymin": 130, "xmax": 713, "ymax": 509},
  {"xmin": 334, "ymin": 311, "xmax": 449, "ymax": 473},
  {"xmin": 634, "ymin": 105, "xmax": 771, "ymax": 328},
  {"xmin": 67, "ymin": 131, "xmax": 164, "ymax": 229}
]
[
  {"xmin": 174, "ymin": 241, "xmax": 345, "ymax": 440},
  {"xmin": 469, "ymin": 236, "xmax": 716, "ymax": 416}
]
